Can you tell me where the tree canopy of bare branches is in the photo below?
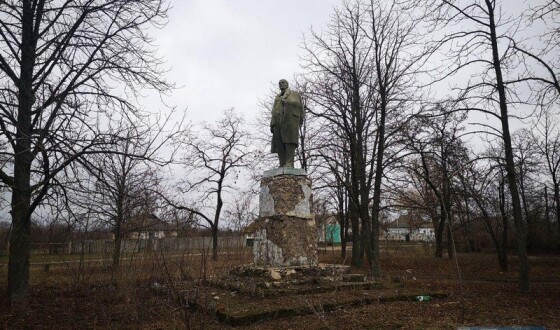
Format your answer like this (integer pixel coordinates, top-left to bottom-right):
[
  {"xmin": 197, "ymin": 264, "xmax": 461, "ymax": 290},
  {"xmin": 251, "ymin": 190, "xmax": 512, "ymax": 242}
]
[
  {"xmin": 428, "ymin": 0, "xmax": 531, "ymax": 293},
  {"xmin": 0, "ymin": 0, "xmax": 173, "ymax": 305},
  {"xmin": 165, "ymin": 109, "xmax": 253, "ymax": 260}
]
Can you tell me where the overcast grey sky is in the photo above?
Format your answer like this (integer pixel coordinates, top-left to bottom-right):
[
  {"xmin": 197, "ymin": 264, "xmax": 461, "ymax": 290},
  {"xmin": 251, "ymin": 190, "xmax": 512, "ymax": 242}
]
[{"xmin": 152, "ymin": 0, "xmax": 341, "ymax": 122}]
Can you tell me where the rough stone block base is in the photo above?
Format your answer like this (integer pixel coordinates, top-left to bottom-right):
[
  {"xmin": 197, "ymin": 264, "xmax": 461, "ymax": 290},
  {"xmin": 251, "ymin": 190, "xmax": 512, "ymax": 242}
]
[
  {"xmin": 253, "ymin": 216, "xmax": 318, "ymax": 267},
  {"xmin": 253, "ymin": 171, "xmax": 318, "ymax": 267}
]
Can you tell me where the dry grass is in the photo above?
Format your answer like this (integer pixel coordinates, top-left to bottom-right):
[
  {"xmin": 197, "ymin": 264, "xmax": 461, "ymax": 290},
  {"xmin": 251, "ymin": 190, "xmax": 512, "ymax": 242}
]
[{"xmin": 0, "ymin": 244, "xmax": 559, "ymax": 329}]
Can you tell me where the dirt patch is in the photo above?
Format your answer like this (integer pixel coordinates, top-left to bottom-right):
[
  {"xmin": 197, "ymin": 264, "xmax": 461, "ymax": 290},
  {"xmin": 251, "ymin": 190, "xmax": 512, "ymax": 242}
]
[
  {"xmin": 186, "ymin": 285, "xmax": 449, "ymax": 326},
  {"xmin": 1, "ymin": 249, "xmax": 559, "ymax": 329}
]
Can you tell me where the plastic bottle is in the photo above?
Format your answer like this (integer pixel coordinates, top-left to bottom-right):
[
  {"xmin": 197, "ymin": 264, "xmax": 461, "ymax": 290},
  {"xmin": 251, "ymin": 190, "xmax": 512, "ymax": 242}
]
[{"xmin": 416, "ymin": 295, "xmax": 431, "ymax": 302}]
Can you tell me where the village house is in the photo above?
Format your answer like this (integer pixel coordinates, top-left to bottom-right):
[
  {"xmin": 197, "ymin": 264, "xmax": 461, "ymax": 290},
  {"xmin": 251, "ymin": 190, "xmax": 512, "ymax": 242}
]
[
  {"xmin": 316, "ymin": 214, "xmax": 342, "ymax": 244},
  {"xmin": 129, "ymin": 213, "xmax": 177, "ymax": 240},
  {"xmin": 384, "ymin": 213, "xmax": 435, "ymax": 242}
]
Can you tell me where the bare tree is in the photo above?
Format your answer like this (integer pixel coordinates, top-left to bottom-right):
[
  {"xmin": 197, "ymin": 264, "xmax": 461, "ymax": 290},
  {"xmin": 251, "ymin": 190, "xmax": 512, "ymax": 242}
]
[
  {"xmin": 403, "ymin": 105, "xmax": 468, "ymax": 259},
  {"xmin": 0, "ymin": 0, "xmax": 172, "ymax": 304},
  {"xmin": 70, "ymin": 110, "xmax": 183, "ymax": 272},
  {"xmin": 302, "ymin": 0, "xmax": 375, "ymax": 268},
  {"xmin": 166, "ymin": 109, "xmax": 253, "ymax": 260},
  {"xmin": 224, "ymin": 189, "xmax": 257, "ymax": 233},
  {"xmin": 459, "ymin": 153, "xmax": 510, "ymax": 271},
  {"xmin": 302, "ymin": 0, "xmax": 438, "ymax": 274},
  {"xmin": 430, "ymin": 0, "xmax": 531, "ymax": 293},
  {"xmin": 314, "ymin": 138, "xmax": 352, "ymax": 259},
  {"xmin": 531, "ymin": 111, "xmax": 560, "ymax": 240},
  {"xmin": 84, "ymin": 144, "xmax": 156, "ymax": 269},
  {"xmin": 363, "ymin": 0, "xmax": 437, "ymax": 276},
  {"xmin": 512, "ymin": 130, "xmax": 543, "ymax": 248},
  {"xmin": 510, "ymin": 1, "xmax": 559, "ymax": 106}
]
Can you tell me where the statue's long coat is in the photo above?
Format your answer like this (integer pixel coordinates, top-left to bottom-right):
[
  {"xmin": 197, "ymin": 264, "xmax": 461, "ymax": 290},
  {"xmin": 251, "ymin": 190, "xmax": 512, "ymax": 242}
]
[{"xmin": 270, "ymin": 89, "xmax": 304, "ymax": 153}]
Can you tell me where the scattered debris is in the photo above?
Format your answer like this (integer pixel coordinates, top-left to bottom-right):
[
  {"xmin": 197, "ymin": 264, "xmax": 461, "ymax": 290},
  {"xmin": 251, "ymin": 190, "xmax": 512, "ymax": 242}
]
[{"xmin": 415, "ymin": 295, "xmax": 431, "ymax": 302}]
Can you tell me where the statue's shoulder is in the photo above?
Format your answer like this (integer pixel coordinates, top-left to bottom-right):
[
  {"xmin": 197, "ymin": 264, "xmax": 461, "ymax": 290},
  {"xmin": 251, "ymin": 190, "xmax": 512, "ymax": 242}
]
[{"xmin": 288, "ymin": 89, "xmax": 301, "ymax": 97}]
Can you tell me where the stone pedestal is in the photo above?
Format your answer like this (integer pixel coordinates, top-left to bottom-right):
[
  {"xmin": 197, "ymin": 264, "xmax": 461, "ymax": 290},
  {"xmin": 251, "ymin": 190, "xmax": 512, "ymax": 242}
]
[{"xmin": 253, "ymin": 168, "xmax": 318, "ymax": 267}]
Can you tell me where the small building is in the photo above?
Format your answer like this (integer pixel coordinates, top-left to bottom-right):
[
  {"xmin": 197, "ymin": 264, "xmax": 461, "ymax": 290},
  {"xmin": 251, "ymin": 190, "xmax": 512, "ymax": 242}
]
[
  {"xmin": 384, "ymin": 214, "xmax": 434, "ymax": 242},
  {"xmin": 317, "ymin": 215, "xmax": 341, "ymax": 244},
  {"xmin": 410, "ymin": 222, "xmax": 435, "ymax": 241},
  {"xmin": 324, "ymin": 223, "xmax": 341, "ymax": 244},
  {"xmin": 129, "ymin": 214, "xmax": 177, "ymax": 240},
  {"xmin": 243, "ymin": 221, "xmax": 260, "ymax": 247}
]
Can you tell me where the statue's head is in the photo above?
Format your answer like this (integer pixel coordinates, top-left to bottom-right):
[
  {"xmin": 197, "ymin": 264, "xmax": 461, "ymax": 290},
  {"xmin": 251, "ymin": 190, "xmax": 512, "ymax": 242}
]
[{"xmin": 279, "ymin": 79, "xmax": 289, "ymax": 92}]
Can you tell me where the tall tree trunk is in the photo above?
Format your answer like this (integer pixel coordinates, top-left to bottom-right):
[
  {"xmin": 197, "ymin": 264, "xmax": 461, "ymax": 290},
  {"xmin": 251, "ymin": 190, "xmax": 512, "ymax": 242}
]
[
  {"xmin": 359, "ymin": 139, "xmax": 372, "ymax": 267},
  {"xmin": 112, "ymin": 184, "xmax": 126, "ymax": 272},
  {"xmin": 446, "ymin": 225, "xmax": 455, "ymax": 259},
  {"xmin": 370, "ymin": 93, "xmax": 386, "ymax": 277},
  {"xmin": 553, "ymin": 182, "xmax": 560, "ymax": 241},
  {"xmin": 462, "ymin": 195, "xmax": 476, "ymax": 252},
  {"xmin": 340, "ymin": 165, "xmax": 350, "ymax": 260},
  {"xmin": 339, "ymin": 213, "xmax": 347, "ymax": 260},
  {"xmin": 112, "ymin": 228, "xmax": 122, "ymax": 272},
  {"xmin": 497, "ymin": 232, "xmax": 509, "ymax": 272},
  {"xmin": 9, "ymin": 193, "xmax": 32, "ymax": 307},
  {"xmin": 471, "ymin": 181, "xmax": 508, "ymax": 272},
  {"xmin": 360, "ymin": 216, "xmax": 369, "ymax": 262},
  {"xmin": 500, "ymin": 217, "xmax": 509, "ymax": 273},
  {"xmin": 111, "ymin": 210, "xmax": 124, "ymax": 276},
  {"xmin": 342, "ymin": 214, "xmax": 349, "ymax": 260},
  {"xmin": 544, "ymin": 186, "xmax": 551, "ymax": 240},
  {"xmin": 434, "ymin": 206, "xmax": 446, "ymax": 258},
  {"xmin": 348, "ymin": 130, "xmax": 362, "ymax": 267},
  {"xmin": 212, "ymin": 181, "xmax": 224, "ymax": 261},
  {"xmin": 337, "ymin": 190, "xmax": 347, "ymax": 260},
  {"xmin": 8, "ymin": 0, "xmax": 37, "ymax": 306},
  {"xmin": 498, "ymin": 177, "xmax": 509, "ymax": 271},
  {"xmin": 444, "ymin": 184, "xmax": 453, "ymax": 259},
  {"xmin": 357, "ymin": 134, "xmax": 372, "ymax": 269},
  {"xmin": 349, "ymin": 74, "xmax": 364, "ymax": 268},
  {"xmin": 486, "ymin": 0, "xmax": 529, "ymax": 293},
  {"xmin": 518, "ymin": 173, "xmax": 533, "ymax": 251},
  {"xmin": 350, "ymin": 205, "xmax": 362, "ymax": 267},
  {"xmin": 212, "ymin": 226, "xmax": 218, "ymax": 261}
]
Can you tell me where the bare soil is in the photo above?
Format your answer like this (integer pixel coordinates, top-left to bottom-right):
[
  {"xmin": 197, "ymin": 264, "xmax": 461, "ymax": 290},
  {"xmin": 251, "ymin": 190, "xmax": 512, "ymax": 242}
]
[{"xmin": 0, "ymin": 247, "xmax": 559, "ymax": 329}]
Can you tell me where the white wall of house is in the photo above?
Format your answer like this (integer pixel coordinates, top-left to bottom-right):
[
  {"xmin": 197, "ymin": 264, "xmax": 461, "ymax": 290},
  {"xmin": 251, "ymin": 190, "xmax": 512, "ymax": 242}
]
[
  {"xmin": 131, "ymin": 230, "xmax": 168, "ymax": 240},
  {"xmin": 384, "ymin": 227, "xmax": 434, "ymax": 242}
]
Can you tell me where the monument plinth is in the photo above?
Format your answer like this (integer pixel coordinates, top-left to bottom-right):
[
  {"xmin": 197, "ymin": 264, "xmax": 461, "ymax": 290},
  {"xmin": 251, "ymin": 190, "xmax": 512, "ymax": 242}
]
[
  {"xmin": 253, "ymin": 168, "xmax": 318, "ymax": 267},
  {"xmin": 179, "ymin": 79, "xmax": 379, "ymax": 327}
]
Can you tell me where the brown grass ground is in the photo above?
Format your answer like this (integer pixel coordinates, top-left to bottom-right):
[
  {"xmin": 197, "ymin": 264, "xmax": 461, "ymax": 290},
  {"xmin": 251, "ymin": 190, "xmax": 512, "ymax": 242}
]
[{"xmin": 0, "ymin": 245, "xmax": 559, "ymax": 329}]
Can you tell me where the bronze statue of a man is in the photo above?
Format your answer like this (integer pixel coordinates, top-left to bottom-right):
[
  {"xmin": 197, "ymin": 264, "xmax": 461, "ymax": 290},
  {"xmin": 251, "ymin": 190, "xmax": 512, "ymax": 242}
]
[{"xmin": 270, "ymin": 79, "xmax": 304, "ymax": 168}]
